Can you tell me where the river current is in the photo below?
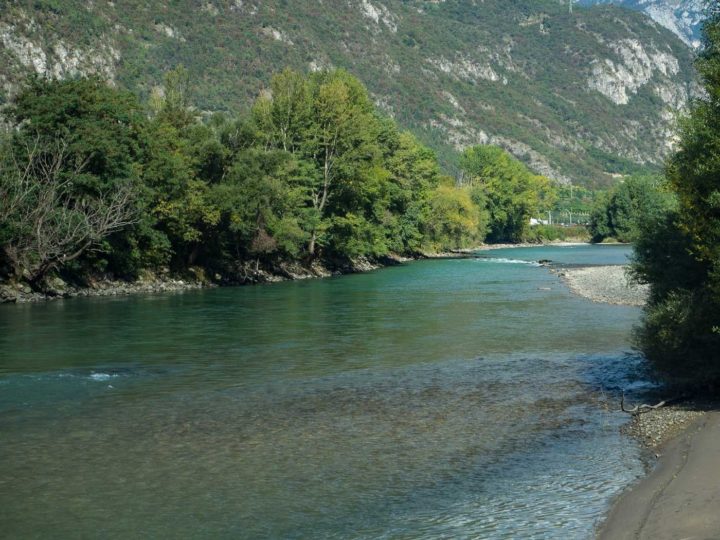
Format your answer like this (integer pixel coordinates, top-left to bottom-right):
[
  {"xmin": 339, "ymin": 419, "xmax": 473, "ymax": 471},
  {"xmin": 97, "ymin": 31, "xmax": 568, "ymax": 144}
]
[{"xmin": 0, "ymin": 245, "xmax": 648, "ymax": 538}]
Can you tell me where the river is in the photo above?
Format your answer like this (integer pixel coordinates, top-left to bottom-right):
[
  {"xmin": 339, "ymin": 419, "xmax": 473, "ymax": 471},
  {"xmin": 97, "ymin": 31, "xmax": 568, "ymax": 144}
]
[{"xmin": 0, "ymin": 245, "xmax": 648, "ymax": 539}]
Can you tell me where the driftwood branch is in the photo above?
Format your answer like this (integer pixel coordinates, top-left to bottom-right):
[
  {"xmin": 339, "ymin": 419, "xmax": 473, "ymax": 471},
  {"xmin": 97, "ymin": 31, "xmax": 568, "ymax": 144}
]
[{"xmin": 620, "ymin": 391, "xmax": 681, "ymax": 416}]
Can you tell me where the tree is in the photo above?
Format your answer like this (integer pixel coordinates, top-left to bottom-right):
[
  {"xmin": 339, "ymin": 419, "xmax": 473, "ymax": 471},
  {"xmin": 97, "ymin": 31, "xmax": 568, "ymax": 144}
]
[
  {"xmin": 0, "ymin": 138, "xmax": 138, "ymax": 285},
  {"xmin": 253, "ymin": 69, "xmax": 387, "ymax": 259},
  {"xmin": 384, "ymin": 129, "xmax": 441, "ymax": 253},
  {"xmin": 588, "ymin": 175, "xmax": 675, "ymax": 243},
  {"xmin": 460, "ymin": 145, "xmax": 555, "ymax": 242},
  {"xmin": 426, "ymin": 184, "xmax": 482, "ymax": 249},
  {"xmin": 150, "ymin": 65, "xmax": 197, "ymax": 129},
  {"xmin": 143, "ymin": 70, "xmax": 226, "ymax": 268},
  {"xmin": 209, "ymin": 148, "xmax": 307, "ymax": 268},
  {"xmin": 4, "ymin": 76, "xmax": 150, "ymax": 277},
  {"xmin": 7, "ymin": 76, "xmax": 146, "ymax": 193},
  {"xmin": 632, "ymin": 5, "xmax": 720, "ymax": 388}
]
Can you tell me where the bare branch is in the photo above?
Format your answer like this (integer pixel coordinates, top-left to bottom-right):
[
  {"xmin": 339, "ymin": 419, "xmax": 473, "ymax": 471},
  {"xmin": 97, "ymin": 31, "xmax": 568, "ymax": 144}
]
[
  {"xmin": 620, "ymin": 391, "xmax": 680, "ymax": 416},
  {"xmin": 1, "ymin": 137, "xmax": 139, "ymax": 284}
]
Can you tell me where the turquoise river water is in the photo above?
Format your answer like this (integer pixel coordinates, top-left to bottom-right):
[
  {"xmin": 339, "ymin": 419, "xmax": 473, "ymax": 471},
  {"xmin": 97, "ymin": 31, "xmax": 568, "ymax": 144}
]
[{"xmin": 0, "ymin": 245, "xmax": 650, "ymax": 539}]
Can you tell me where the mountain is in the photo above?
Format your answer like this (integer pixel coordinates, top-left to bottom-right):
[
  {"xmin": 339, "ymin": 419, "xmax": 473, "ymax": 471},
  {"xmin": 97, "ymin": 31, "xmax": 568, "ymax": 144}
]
[
  {"xmin": 579, "ymin": 0, "xmax": 706, "ymax": 48},
  {"xmin": 0, "ymin": 0, "xmax": 699, "ymax": 186}
]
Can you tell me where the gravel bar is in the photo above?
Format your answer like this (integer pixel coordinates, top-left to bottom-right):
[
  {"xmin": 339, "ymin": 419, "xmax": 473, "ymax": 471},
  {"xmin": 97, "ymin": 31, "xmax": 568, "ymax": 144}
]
[{"xmin": 558, "ymin": 265, "xmax": 649, "ymax": 306}]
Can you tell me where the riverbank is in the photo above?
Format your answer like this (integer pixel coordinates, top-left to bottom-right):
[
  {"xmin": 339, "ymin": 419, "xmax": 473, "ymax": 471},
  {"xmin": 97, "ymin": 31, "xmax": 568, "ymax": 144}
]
[
  {"xmin": 0, "ymin": 241, "xmax": 589, "ymax": 304},
  {"xmin": 558, "ymin": 265, "xmax": 649, "ymax": 306},
  {"xmin": 0, "ymin": 255, "xmax": 409, "ymax": 304},
  {"xmin": 598, "ymin": 408, "xmax": 720, "ymax": 539},
  {"xmin": 566, "ymin": 263, "xmax": 720, "ymax": 539}
]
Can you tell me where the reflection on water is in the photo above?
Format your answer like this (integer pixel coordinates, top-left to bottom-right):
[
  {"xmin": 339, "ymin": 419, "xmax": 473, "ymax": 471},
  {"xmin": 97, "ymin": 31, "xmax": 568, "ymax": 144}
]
[{"xmin": 0, "ymin": 245, "xmax": 645, "ymax": 538}]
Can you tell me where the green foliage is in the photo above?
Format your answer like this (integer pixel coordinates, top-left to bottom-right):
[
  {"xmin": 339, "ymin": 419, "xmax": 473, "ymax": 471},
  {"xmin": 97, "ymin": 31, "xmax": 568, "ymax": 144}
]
[
  {"xmin": 210, "ymin": 148, "xmax": 308, "ymax": 261},
  {"xmin": 460, "ymin": 145, "xmax": 556, "ymax": 242},
  {"xmin": 588, "ymin": 175, "xmax": 676, "ymax": 243},
  {"xmin": 0, "ymin": 67, "xmax": 645, "ymax": 293},
  {"xmin": 251, "ymin": 68, "xmax": 451, "ymax": 259},
  {"xmin": 0, "ymin": 134, "xmax": 139, "ymax": 283},
  {"xmin": 426, "ymin": 185, "xmax": 484, "ymax": 250},
  {"xmin": 632, "ymin": 7, "xmax": 720, "ymax": 389},
  {"xmin": 0, "ymin": 69, "xmax": 476, "ymax": 285},
  {"xmin": 3, "ymin": 77, "xmax": 151, "ymax": 277},
  {"xmin": 7, "ymin": 76, "xmax": 145, "ymax": 192}
]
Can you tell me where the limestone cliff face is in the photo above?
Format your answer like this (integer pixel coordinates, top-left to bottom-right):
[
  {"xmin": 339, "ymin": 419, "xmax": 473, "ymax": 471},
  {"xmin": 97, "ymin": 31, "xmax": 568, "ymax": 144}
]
[
  {"xmin": 588, "ymin": 39, "xmax": 681, "ymax": 106},
  {"xmin": 0, "ymin": 0, "xmax": 700, "ymax": 186},
  {"xmin": 585, "ymin": 36, "xmax": 697, "ymax": 157},
  {"xmin": 580, "ymin": 0, "xmax": 706, "ymax": 48},
  {"xmin": 0, "ymin": 9, "xmax": 120, "ymax": 99}
]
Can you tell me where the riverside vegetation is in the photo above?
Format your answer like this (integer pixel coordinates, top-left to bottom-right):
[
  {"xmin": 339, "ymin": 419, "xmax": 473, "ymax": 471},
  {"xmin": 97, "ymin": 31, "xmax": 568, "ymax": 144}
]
[
  {"xmin": 584, "ymin": 5, "xmax": 720, "ymax": 391},
  {"xmin": 629, "ymin": 5, "xmax": 720, "ymax": 390},
  {"xmin": 587, "ymin": 174, "xmax": 677, "ymax": 244},
  {"xmin": 0, "ymin": 69, "xmax": 572, "ymax": 296}
]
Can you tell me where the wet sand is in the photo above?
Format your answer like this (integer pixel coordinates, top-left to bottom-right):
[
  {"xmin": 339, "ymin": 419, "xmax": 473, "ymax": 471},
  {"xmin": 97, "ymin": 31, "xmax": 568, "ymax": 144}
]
[
  {"xmin": 597, "ymin": 411, "xmax": 720, "ymax": 539},
  {"xmin": 561, "ymin": 263, "xmax": 720, "ymax": 539}
]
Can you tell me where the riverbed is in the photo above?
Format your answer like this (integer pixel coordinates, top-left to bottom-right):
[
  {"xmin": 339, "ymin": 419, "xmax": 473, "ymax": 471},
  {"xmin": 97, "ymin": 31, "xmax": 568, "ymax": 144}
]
[{"xmin": 0, "ymin": 244, "xmax": 648, "ymax": 538}]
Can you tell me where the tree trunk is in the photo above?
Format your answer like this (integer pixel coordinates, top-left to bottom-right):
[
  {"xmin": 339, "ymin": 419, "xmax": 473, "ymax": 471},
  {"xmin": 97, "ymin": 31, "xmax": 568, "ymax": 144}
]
[
  {"xmin": 188, "ymin": 244, "xmax": 200, "ymax": 266},
  {"xmin": 308, "ymin": 231, "xmax": 317, "ymax": 258}
]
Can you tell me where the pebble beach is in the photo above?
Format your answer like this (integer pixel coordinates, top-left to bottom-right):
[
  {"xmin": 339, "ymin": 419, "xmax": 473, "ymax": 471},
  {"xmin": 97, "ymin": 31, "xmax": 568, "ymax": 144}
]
[{"xmin": 559, "ymin": 265, "xmax": 649, "ymax": 306}]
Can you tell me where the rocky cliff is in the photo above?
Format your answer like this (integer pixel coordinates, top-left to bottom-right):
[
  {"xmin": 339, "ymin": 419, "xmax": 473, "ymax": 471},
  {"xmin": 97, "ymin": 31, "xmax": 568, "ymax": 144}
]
[{"xmin": 580, "ymin": 0, "xmax": 706, "ymax": 48}]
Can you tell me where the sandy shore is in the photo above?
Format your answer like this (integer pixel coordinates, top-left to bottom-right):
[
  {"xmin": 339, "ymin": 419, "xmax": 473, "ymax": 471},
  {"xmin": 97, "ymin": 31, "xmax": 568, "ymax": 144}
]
[
  {"xmin": 598, "ymin": 410, "xmax": 720, "ymax": 539},
  {"xmin": 559, "ymin": 265, "xmax": 649, "ymax": 306},
  {"xmin": 569, "ymin": 264, "xmax": 720, "ymax": 539},
  {"xmin": 559, "ymin": 263, "xmax": 720, "ymax": 538}
]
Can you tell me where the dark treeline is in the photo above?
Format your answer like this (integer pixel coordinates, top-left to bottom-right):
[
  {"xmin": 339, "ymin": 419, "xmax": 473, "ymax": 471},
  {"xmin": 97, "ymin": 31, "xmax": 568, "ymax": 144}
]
[
  {"xmin": 0, "ymin": 68, "xmax": 557, "ymax": 289},
  {"xmin": 588, "ymin": 174, "xmax": 676, "ymax": 244},
  {"xmin": 628, "ymin": 6, "xmax": 720, "ymax": 390}
]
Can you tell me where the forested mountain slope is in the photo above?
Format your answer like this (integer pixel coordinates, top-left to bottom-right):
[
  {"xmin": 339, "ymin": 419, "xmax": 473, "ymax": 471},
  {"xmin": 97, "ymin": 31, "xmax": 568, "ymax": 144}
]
[{"xmin": 0, "ymin": 0, "xmax": 699, "ymax": 185}]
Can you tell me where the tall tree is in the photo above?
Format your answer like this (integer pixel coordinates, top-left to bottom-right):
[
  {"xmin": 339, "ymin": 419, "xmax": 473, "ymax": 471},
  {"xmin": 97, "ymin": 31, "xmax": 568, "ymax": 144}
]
[
  {"xmin": 633, "ymin": 5, "xmax": 720, "ymax": 387},
  {"xmin": 254, "ymin": 69, "xmax": 385, "ymax": 258}
]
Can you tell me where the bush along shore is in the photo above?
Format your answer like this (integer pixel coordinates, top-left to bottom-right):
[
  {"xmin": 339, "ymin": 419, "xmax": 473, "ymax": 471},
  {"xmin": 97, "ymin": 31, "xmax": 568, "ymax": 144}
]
[{"xmin": 582, "ymin": 10, "xmax": 720, "ymax": 531}]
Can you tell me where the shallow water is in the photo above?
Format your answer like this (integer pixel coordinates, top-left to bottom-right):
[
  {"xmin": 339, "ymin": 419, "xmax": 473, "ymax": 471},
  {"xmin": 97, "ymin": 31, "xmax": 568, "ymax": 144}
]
[{"xmin": 0, "ymin": 244, "xmax": 647, "ymax": 538}]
